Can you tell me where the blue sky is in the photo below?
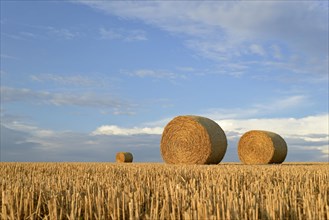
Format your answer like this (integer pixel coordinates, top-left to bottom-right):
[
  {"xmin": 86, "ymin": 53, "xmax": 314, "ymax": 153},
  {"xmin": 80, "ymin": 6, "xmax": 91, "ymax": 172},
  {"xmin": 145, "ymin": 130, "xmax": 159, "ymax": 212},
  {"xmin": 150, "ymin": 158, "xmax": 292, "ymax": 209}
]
[{"xmin": 1, "ymin": 1, "xmax": 328, "ymax": 162}]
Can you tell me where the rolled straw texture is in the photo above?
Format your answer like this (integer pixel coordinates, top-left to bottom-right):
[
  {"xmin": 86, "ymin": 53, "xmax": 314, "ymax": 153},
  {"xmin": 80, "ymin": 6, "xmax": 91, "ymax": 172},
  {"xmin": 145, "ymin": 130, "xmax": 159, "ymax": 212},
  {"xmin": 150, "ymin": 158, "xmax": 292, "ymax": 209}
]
[
  {"xmin": 116, "ymin": 152, "xmax": 133, "ymax": 163},
  {"xmin": 160, "ymin": 115, "xmax": 227, "ymax": 164},
  {"xmin": 238, "ymin": 130, "xmax": 287, "ymax": 164}
]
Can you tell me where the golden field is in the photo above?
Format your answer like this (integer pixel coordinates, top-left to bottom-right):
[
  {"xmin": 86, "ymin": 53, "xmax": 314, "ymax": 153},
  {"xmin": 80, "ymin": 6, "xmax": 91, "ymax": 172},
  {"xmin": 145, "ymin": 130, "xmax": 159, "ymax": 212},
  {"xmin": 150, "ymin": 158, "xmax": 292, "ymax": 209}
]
[{"xmin": 0, "ymin": 162, "xmax": 328, "ymax": 220}]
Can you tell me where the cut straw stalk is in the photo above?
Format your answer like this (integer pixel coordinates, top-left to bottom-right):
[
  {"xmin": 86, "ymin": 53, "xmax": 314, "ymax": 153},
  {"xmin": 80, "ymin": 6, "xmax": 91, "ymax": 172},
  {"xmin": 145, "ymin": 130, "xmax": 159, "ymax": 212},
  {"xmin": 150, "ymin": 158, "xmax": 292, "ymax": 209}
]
[
  {"xmin": 116, "ymin": 152, "xmax": 133, "ymax": 163},
  {"xmin": 238, "ymin": 130, "xmax": 288, "ymax": 164},
  {"xmin": 160, "ymin": 115, "xmax": 227, "ymax": 164}
]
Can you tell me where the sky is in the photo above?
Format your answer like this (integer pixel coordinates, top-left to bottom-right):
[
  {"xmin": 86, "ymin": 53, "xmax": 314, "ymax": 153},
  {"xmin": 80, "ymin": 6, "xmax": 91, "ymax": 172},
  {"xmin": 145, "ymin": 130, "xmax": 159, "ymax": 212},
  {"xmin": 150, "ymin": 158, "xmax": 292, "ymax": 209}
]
[{"xmin": 1, "ymin": 1, "xmax": 328, "ymax": 162}]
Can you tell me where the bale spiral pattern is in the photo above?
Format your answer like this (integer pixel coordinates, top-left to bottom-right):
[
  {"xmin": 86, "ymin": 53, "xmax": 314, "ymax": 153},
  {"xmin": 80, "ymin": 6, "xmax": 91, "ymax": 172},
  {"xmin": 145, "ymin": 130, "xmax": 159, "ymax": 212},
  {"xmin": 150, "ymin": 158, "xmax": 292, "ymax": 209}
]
[
  {"xmin": 238, "ymin": 130, "xmax": 288, "ymax": 164},
  {"xmin": 160, "ymin": 115, "xmax": 227, "ymax": 164}
]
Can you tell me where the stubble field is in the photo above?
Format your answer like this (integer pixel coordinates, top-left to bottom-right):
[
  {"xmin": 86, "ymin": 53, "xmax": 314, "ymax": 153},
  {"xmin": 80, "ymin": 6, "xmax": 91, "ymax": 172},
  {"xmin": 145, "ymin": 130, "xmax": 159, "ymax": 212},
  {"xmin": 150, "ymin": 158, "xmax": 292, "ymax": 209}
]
[{"xmin": 1, "ymin": 162, "xmax": 328, "ymax": 219}]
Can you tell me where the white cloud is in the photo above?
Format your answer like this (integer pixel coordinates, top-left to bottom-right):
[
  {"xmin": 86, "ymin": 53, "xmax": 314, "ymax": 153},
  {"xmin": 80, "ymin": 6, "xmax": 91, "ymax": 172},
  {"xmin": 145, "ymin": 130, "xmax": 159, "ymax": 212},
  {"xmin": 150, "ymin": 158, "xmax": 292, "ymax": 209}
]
[
  {"xmin": 126, "ymin": 69, "xmax": 184, "ymax": 80},
  {"xmin": 92, "ymin": 125, "xmax": 163, "ymax": 135},
  {"xmin": 142, "ymin": 117, "xmax": 172, "ymax": 127},
  {"xmin": 205, "ymin": 95, "xmax": 309, "ymax": 119},
  {"xmin": 77, "ymin": 1, "xmax": 328, "ymax": 79},
  {"xmin": 30, "ymin": 74, "xmax": 97, "ymax": 86},
  {"xmin": 217, "ymin": 114, "xmax": 328, "ymax": 138},
  {"xmin": 254, "ymin": 95, "xmax": 308, "ymax": 112},
  {"xmin": 4, "ymin": 120, "xmax": 55, "ymax": 138},
  {"xmin": 2, "ymin": 24, "xmax": 79, "ymax": 41},
  {"xmin": 1, "ymin": 87, "xmax": 135, "ymax": 114},
  {"xmin": 20, "ymin": 31, "xmax": 38, "ymax": 39},
  {"xmin": 2, "ymin": 32, "xmax": 27, "ymax": 40},
  {"xmin": 0, "ymin": 54, "xmax": 17, "ymax": 60},
  {"xmin": 322, "ymin": 146, "xmax": 329, "ymax": 155},
  {"xmin": 46, "ymin": 26, "xmax": 79, "ymax": 39},
  {"xmin": 134, "ymin": 69, "xmax": 173, "ymax": 78},
  {"xmin": 99, "ymin": 27, "xmax": 147, "ymax": 41},
  {"xmin": 249, "ymin": 44, "xmax": 266, "ymax": 56},
  {"xmin": 271, "ymin": 44, "xmax": 282, "ymax": 60}
]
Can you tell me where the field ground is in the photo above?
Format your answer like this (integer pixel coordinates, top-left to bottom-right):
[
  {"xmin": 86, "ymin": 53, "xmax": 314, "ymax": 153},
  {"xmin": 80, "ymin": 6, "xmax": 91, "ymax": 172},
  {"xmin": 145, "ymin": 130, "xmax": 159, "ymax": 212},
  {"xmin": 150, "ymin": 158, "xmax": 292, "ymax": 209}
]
[{"xmin": 1, "ymin": 162, "xmax": 328, "ymax": 219}]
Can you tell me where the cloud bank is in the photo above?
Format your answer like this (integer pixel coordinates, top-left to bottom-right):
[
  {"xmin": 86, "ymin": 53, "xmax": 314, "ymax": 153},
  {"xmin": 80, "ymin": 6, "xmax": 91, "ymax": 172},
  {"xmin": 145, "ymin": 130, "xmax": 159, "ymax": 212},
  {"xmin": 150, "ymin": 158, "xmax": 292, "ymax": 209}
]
[
  {"xmin": 91, "ymin": 113, "xmax": 328, "ymax": 161},
  {"xmin": 2, "ymin": 113, "xmax": 327, "ymax": 162}
]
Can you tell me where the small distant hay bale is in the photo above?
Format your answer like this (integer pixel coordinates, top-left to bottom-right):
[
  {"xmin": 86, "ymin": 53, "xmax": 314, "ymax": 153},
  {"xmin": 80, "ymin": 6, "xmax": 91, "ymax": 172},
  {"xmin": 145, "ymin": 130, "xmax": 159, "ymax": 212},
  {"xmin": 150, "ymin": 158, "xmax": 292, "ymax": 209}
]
[
  {"xmin": 238, "ymin": 130, "xmax": 288, "ymax": 164},
  {"xmin": 160, "ymin": 115, "xmax": 227, "ymax": 164},
  {"xmin": 116, "ymin": 152, "xmax": 133, "ymax": 163}
]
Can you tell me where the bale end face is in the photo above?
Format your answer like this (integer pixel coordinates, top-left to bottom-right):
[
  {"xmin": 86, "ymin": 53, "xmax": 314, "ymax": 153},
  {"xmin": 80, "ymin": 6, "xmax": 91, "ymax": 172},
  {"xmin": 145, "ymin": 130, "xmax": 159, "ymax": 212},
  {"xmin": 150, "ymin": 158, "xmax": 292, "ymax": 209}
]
[
  {"xmin": 160, "ymin": 115, "xmax": 227, "ymax": 164},
  {"xmin": 116, "ymin": 152, "xmax": 133, "ymax": 163},
  {"xmin": 238, "ymin": 130, "xmax": 287, "ymax": 165}
]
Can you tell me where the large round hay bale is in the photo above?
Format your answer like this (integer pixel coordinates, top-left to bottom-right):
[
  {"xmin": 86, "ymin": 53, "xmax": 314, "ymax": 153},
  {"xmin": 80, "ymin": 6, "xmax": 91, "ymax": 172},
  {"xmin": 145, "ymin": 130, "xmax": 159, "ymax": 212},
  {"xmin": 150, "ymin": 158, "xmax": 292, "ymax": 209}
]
[
  {"xmin": 238, "ymin": 130, "xmax": 287, "ymax": 164},
  {"xmin": 116, "ymin": 152, "xmax": 133, "ymax": 163},
  {"xmin": 160, "ymin": 115, "xmax": 227, "ymax": 164}
]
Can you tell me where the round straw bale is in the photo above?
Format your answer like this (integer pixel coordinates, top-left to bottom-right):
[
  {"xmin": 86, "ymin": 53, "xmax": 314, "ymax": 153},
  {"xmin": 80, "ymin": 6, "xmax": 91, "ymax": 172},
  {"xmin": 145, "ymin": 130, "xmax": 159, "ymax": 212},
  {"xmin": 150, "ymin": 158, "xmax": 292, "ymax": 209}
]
[
  {"xmin": 238, "ymin": 130, "xmax": 287, "ymax": 164},
  {"xmin": 116, "ymin": 152, "xmax": 133, "ymax": 163},
  {"xmin": 160, "ymin": 115, "xmax": 227, "ymax": 164}
]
